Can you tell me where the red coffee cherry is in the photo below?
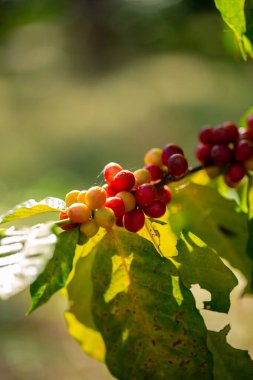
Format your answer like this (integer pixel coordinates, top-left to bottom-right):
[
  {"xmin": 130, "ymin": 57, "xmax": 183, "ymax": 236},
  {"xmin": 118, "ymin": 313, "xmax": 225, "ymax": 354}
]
[
  {"xmin": 239, "ymin": 128, "xmax": 253, "ymax": 141},
  {"xmin": 155, "ymin": 185, "xmax": 172, "ymax": 205},
  {"xmin": 103, "ymin": 183, "xmax": 117, "ymax": 197},
  {"xmin": 235, "ymin": 140, "xmax": 253, "ymax": 162},
  {"xmin": 103, "ymin": 162, "xmax": 123, "ymax": 183},
  {"xmin": 195, "ymin": 143, "xmax": 212, "ymax": 164},
  {"xmin": 123, "ymin": 208, "xmax": 145, "ymax": 233},
  {"xmin": 162, "ymin": 144, "xmax": 184, "ymax": 166},
  {"xmin": 212, "ymin": 125, "xmax": 230, "ymax": 144},
  {"xmin": 210, "ymin": 144, "xmax": 232, "ymax": 165},
  {"xmin": 135, "ymin": 183, "xmax": 156, "ymax": 206},
  {"xmin": 223, "ymin": 122, "xmax": 239, "ymax": 142},
  {"xmin": 226, "ymin": 163, "xmax": 246, "ymax": 183},
  {"xmin": 143, "ymin": 200, "xmax": 166, "ymax": 218},
  {"xmin": 59, "ymin": 212, "xmax": 77, "ymax": 230},
  {"xmin": 105, "ymin": 196, "xmax": 125, "ymax": 218},
  {"xmin": 112, "ymin": 170, "xmax": 135, "ymax": 192},
  {"xmin": 224, "ymin": 175, "xmax": 240, "ymax": 189},
  {"xmin": 145, "ymin": 164, "xmax": 164, "ymax": 181},
  {"xmin": 198, "ymin": 126, "xmax": 213, "ymax": 144},
  {"xmin": 167, "ymin": 154, "xmax": 188, "ymax": 178}
]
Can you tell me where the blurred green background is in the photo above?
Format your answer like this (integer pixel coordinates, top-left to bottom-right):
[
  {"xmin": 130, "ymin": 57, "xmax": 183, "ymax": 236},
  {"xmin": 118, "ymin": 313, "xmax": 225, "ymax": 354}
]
[{"xmin": 0, "ymin": 0, "xmax": 253, "ymax": 379}]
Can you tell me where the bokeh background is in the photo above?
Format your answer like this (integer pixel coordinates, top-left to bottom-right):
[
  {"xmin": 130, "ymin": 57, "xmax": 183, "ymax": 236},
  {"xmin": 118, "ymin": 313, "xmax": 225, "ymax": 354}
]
[{"xmin": 0, "ymin": 1, "xmax": 253, "ymax": 379}]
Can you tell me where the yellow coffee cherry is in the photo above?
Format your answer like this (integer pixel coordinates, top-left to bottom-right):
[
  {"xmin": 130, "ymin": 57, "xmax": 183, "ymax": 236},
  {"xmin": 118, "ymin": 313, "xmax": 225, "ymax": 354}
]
[
  {"xmin": 205, "ymin": 166, "xmax": 221, "ymax": 179},
  {"xmin": 144, "ymin": 148, "xmax": 163, "ymax": 167},
  {"xmin": 67, "ymin": 203, "xmax": 91, "ymax": 223},
  {"xmin": 94, "ymin": 207, "xmax": 115, "ymax": 228},
  {"xmin": 80, "ymin": 219, "xmax": 99, "ymax": 238},
  {"xmin": 116, "ymin": 191, "xmax": 136, "ymax": 212},
  {"xmin": 77, "ymin": 190, "xmax": 87, "ymax": 203},
  {"xmin": 85, "ymin": 186, "xmax": 107, "ymax": 209},
  {"xmin": 65, "ymin": 190, "xmax": 80, "ymax": 207},
  {"xmin": 134, "ymin": 169, "xmax": 152, "ymax": 186}
]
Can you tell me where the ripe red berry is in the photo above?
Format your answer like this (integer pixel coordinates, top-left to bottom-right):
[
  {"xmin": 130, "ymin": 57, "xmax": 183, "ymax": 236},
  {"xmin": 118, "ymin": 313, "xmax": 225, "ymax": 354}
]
[
  {"xmin": 239, "ymin": 128, "xmax": 253, "ymax": 142},
  {"xmin": 212, "ymin": 125, "xmax": 230, "ymax": 144},
  {"xmin": 223, "ymin": 122, "xmax": 239, "ymax": 142},
  {"xmin": 198, "ymin": 126, "xmax": 213, "ymax": 144},
  {"xmin": 210, "ymin": 144, "xmax": 232, "ymax": 165},
  {"xmin": 103, "ymin": 162, "xmax": 123, "ymax": 183},
  {"xmin": 143, "ymin": 200, "xmax": 166, "ymax": 218},
  {"xmin": 155, "ymin": 185, "xmax": 172, "ymax": 205},
  {"xmin": 59, "ymin": 212, "xmax": 77, "ymax": 230},
  {"xmin": 246, "ymin": 114, "xmax": 253, "ymax": 130},
  {"xmin": 116, "ymin": 215, "xmax": 124, "ymax": 227},
  {"xmin": 145, "ymin": 164, "xmax": 164, "ymax": 181},
  {"xmin": 195, "ymin": 143, "xmax": 212, "ymax": 164},
  {"xmin": 224, "ymin": 175, "xmax": 240, "ymax": 189},
  {"xmin": 135, "ymin": 183, "xmax": 156, "ymax": 206},
  {"xmin": 162, "ymin": 144, "xmax": 184, "ymax": 166},
  {"xmin": 123, "ymin": 209, "xmax": 145, "ymax": 233},
  {"xmin": 103, "ymin": 183, "xmax": 117, "ymax": 197},
  {"xmin": 235, "ymin": 140, "xmax": 253, "ymax": 162},
  {"xmin": 167, "ymin": 154, "xmax": 188, "ymax": 178},
  {"xmin": 105, "ymin": 196, "xmax": 125, "ymax": 218},
  {"xmin": 112, "ymin": 170, "xmax": 135, "ymax": 192},
  {"xmin": 226, "ymin": 163, "xmax": 246, "ymax": 183}
]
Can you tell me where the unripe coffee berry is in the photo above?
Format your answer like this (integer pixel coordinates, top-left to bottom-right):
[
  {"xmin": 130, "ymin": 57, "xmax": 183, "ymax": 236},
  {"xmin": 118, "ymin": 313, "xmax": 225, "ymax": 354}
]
[
  {"xmin": 67, "ymin": 203, "xmax": 91, "ymax": 223},
  {"xmin": 85, "ymin": 186, "xmax": 107, "ymax": 209},
  {"xmin": 94, "ymin": 207, "xmax": 115, "ymax": 228},
  {"xmin": 80, "ymin": 220, "xmax": 99, "ymax": 238},
  {"xmin": 77, "ymin": 190, "xmax": 87, "ymax": 204},
  {"xmin": 134, "ymin": 168, "xmax": 152, "ymax": 186},
  {"xmin": 144, "ymin": 148, "xmax": 163, "ymax": 167},
  {"xmin": 59, "ymin": 212, "xmax": 77, "ymax": 230},
  {"xmin": 116, "ymin": 191, "xmax": 136, "ymax": 212},
  {"xmin": 65, "ymin": 190, "xmax": 80, "ymax": 207}
]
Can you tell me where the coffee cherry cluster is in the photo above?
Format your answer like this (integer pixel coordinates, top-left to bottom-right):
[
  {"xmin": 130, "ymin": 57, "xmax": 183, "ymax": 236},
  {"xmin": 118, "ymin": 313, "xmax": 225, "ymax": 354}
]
[
  {"xmin": 195, "ymin": 116, "xmax": 253, "ymax": 187},
  {"xmin": 59, "ymin": 141, "xmax": 191, "ymax": 236}
]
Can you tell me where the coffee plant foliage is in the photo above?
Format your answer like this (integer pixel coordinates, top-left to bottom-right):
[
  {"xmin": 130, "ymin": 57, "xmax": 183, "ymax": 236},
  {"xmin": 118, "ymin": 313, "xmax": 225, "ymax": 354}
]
[{"xmin": 1, "ymin": 3, "xmax": 253, "ymax": 378}]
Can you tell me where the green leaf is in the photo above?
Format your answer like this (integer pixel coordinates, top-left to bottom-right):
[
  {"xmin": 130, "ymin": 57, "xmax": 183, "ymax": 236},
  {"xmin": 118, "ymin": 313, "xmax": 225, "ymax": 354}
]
[
  {"xmin": 0, "ymin": 223, "xmax": 57, "ymax": 299},
  {"xmin": 91, "ymin": 230, "xmax": 213, "ymax": 380},
  {"xmin": 239, "ymin": 106, "xmax": 253, "ymax": 127},
  {"xmin": 65, "ymin": 232, "xmax": 106, "ymax": 362},
  {"xmin": 176, "ymin": 231, "xmax": 238, "ymax": 313},
  {"xmin": 208, "ymin": 325, "xmax": 253, "ymax": 379},
  {"xmin": 169, "ymin": 182, "xmax": 253, "ymax": 293},
  {"xmin": 0, "ymin": 197, "xmax": 66, "ymax": 225},
  {"xmin": 214, "ymin": 0, "xmax": 253, "ymax": 59},
  {"xmin": 28, "ymin": 228, "xmax": 79, "ymax": 314}
]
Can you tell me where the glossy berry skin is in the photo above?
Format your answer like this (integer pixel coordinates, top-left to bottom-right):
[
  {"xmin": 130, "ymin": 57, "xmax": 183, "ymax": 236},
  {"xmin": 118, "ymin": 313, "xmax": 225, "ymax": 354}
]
[
  {"xmin": 246, "ymin": 114, "xmax": 253, "ymax": 130},
  {"xmin": 195, "ymin": 143, "xmax": 212, "ymax": 164},
  {"xmin": 123, "ymin": 208, "xmax": 145, "ymax": 233},
  {"xmin": 212, "ymin": 125, "xmax": 230, "ymax": 144},
  {"xmin": 103, "ymin": 183, "xmax": 117, "ymax": 197},
  {"xmin": 116, "ymin": 191, "xmax": 136, "ymax": 212},
  {"xmin": 77, "ymin": 190, "xmax": 87, "ymax": 204},
  {"xmin": 112, "ymin": 170, "xmax": 135, "ymax": 192},
  {"xmin": 94, "ymin": 207, "xmax": 115, "ymax": 228},
  {"xmin": 145, "ymin": 164, "xmax": 164, "ymax": 181},
  {"xmin": 85, "ymin": 186, "xmax": 107, "ymax": 209},
  {"xmin": 155, "ymin": 185, "xmax": 172, "ymax": 205},
  {"xmin": 226, "ymin": 163, "xmax": 246, "ymax": 183},
  {"xmin": 135, "ymin": 184, "xmax": 156, "ymax": 206},
  {"xmin": 59, "ymin": 212, "xmax": 77, "ymax": 230},
  {"xmin": 105, "ymin": 197, "xmax": 125, "ymax": 218},
  {"xmin": 235, "ymin": 140, "xmax": 253, "ymax": 162},
  {"xmin": 198, "ymin": 126, "xmax": 213, "ymax": 144},
  {"xmin": 144, "ymin": 148, "xmax": 163, "ymax": 167},
  {"xmin": 162, "ymin": 144, "xmax": 184, "ymax": 166},
  {"xmin": 143, "ymin": 200, "xmax": 166, "ymax": 218},
  {"xmin": 103, "ymin": 162, "xmax": 123, "ymax": 183},
  {"xmin": 67, "ymin": 203, "xmax": 91, "ymax": 223},
  {"xmin": 167, "ymin": 154, "xmax": 188, "ymax": 178},
  {"xmin": 134, "ymin": 168, "xmax": 152, "ymax": 186},
  {"xmin": 80, "ymin": 220, "xmax": 99, "ymax": 238},
  {"xmin": 224, "ymin": 122, "xmax": 239, "ymax": 142},
  {"xmin": 210, "ymin": 144, "xmax": 232, "ymax": 165},
  {"xmin": 65, "ymin": 190, "xmax": 80, "ymax": 207}
]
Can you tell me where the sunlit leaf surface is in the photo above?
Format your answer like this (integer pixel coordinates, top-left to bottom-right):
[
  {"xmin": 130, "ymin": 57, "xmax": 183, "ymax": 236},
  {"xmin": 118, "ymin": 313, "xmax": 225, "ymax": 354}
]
[{"xmin": 0, "ymin": 223, "xmax": 57, "ymax": 299}]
